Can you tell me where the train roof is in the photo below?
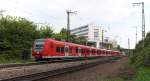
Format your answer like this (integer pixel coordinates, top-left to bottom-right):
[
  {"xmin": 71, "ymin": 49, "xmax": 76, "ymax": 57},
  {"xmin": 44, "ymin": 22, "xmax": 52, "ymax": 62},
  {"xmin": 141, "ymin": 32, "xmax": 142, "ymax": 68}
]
[{"xmin": 36, "ymin": 38, "xmax": 120, "ymax": 52}]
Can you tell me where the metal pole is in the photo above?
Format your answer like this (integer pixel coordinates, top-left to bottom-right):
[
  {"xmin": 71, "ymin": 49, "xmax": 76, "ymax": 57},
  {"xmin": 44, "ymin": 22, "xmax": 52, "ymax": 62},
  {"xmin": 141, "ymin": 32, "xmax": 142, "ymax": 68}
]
[
  {"xmin": 128, "ymin": 38, "xmax": 130, "ymax": 56},
  {"xmin": 142, "ymin": 2, "xmax": 145, "ymax": 47},
  {"xmin": 136, "ymin": 26, "xmax": 137, "ymax": 45},
  {"xmin": 66, "ymin": 10, "xmax": 77, "ymax": 42},
  {"xmin": 102, "ymin": 30, "xmax": 104, "ymax": 48},
  {"xmin": 67, "ymin": 11, "xmax": 70, "ymax": 42},
  {"xmin": 132, "ymin": 2, "xmax": 145, "ymax": 47}
]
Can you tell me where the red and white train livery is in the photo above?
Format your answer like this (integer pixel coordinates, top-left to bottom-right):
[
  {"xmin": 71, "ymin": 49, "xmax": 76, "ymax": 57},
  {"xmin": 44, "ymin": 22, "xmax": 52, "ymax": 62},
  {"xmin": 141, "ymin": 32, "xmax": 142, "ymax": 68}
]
[{"xmin": 32, "ymin": 38, "xmax": 120, "ymax": 61}]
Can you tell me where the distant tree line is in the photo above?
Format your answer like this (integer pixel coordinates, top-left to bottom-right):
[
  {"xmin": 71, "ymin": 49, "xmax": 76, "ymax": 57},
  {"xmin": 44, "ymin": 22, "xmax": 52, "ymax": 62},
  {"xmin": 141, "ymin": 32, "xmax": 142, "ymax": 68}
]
[{"xmin": 0, "ymin": 15, "xmax": 87, "ymax": 60}]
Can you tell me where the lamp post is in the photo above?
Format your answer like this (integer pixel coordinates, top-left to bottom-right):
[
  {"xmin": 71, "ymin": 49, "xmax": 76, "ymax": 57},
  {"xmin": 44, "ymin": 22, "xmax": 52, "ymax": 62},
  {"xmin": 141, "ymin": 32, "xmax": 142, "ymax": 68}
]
[{"xmin": 132, "ymin": 2, "xmax": 145, "ymax": 47}]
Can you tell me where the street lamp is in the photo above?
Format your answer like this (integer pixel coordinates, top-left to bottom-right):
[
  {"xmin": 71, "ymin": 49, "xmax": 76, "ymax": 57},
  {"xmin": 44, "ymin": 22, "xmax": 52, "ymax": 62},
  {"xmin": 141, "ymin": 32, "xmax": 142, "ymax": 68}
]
[{"xmin": 132, "ymin": 2, "xmax": 145, "ymax": 47}]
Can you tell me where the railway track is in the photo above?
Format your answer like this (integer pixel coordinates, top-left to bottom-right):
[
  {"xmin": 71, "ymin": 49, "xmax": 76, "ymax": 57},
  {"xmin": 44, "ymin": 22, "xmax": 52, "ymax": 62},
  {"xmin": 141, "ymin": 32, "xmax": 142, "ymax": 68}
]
[
  {"xmin": 1, "ymin": 56, "xmax": 121, "ymax": 81},
  {"xmin": 0, "ymin": 57, "xmax": 104, "ymax": 69}
]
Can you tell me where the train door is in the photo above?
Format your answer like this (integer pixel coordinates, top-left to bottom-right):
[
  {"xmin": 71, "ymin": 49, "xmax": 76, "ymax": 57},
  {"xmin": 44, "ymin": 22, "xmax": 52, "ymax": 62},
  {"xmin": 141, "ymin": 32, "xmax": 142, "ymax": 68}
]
[
  {"xmin": 65, "ymin": 46, "xmax": 69, "ymax": 56},
  {"xmin": 89, "ymin": 48, "xmax": 92, "ymax": 56},
  {"xmin": 78, "ymin": 47, "xmax": 81, "ymax": 56}
]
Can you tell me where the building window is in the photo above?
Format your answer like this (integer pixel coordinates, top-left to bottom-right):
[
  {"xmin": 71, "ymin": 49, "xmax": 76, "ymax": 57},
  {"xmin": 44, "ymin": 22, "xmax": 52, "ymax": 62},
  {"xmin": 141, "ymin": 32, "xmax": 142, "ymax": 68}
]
[{"xmin": 94, "ymin": 32, "xmax": 99, "ymax": 37}]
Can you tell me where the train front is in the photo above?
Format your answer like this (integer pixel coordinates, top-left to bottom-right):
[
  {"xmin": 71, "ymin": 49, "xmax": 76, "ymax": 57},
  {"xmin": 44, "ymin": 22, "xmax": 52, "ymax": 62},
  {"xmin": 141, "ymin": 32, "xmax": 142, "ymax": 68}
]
[{"xmin": 32, "ymin": 39, "xmax": 45, "ymax": 61}]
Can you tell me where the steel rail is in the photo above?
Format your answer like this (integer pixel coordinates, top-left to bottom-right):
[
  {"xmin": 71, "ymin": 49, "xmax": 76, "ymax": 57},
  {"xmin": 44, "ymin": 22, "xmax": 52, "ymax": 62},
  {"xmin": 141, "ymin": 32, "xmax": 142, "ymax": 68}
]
[{"xmin": 1, "ymin": 56, "xmax": 121, "ymax": 81}]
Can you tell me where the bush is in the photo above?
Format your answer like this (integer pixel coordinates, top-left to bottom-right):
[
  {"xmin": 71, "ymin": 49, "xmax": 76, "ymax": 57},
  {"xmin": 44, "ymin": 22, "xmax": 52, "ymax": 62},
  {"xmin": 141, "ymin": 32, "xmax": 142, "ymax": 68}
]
[
  {"xmin": 131, "ymin": 32, "xmax": 150, "ymax": 67},
  {"xmin": 0, "ymin": 16, "xmax": 39, "ymax": 62},
  {"xmin": 134, "ymin": 67, "xmax": 150, "ymax": 81}
]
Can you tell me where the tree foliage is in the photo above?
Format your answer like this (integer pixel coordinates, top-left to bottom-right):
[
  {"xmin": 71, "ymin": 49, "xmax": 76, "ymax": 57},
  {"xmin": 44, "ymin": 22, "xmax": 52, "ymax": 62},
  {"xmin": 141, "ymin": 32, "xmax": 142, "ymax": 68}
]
[
  {"xmin": 131, "ymin": 32, "xmax": 150, "ymax": 67},
  {"xmin": 0, "ymin": 16, "xmax": 39, "ymax": 59},
  {"xmin": 39, "ymin": 25, "xmax": 53, "ymax": 38}
]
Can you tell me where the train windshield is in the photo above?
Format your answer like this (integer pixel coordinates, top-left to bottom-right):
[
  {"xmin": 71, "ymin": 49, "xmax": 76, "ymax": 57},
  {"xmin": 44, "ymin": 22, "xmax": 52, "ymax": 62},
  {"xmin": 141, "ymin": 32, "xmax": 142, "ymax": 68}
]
[{"xmin": 34, "ymin": 39, "xmax": 45, "ymax": 51}]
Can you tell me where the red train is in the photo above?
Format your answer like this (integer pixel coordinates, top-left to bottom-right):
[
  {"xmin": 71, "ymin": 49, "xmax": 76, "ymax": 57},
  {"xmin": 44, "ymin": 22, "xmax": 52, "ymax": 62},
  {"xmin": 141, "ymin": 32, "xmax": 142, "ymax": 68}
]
[{"xmin": 32, "ymin": 38, "xmax": 120, "ymax": 61}]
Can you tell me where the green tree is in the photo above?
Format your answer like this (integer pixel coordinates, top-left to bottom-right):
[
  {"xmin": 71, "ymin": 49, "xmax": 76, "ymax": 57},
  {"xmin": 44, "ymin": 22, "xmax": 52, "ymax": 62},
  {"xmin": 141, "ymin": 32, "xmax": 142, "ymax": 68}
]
[
  {"xmin": 76, "ymin": 36, "xmax": 87, "ymax": 45},
  {"xmin": 131, "ymin": 32, "xmax": 150, "ymax": 67},
  {"xmin": 60, "ymin": 27, "xmax": 67, "ymax": 35},
  {"xmin": 0, "ymin": 16, "xmax": 39, "ymax": 59},
  {"xmin": 39, "ymin": 25, "xmax": 53, "ymax": 38}
]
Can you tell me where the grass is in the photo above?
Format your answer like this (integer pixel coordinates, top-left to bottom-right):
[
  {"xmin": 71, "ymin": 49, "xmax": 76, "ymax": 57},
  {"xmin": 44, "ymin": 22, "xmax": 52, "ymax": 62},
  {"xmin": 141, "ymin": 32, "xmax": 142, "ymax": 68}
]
[
  {"xmin": 134, "ymin": 66, "xmax": 150, "ymax": 81},
  {"xmin": 0, "ymin": 54, "xmax": 35, "ymax": 64},
  {"xmin": 0, "ymin": 58, "xmax": 35, "ymax": 64}
]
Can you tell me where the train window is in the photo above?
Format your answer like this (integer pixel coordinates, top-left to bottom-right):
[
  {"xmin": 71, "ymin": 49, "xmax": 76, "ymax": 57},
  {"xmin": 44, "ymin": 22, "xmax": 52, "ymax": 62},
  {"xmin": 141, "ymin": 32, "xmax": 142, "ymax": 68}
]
[
  {"xmin": 56, "ymin": 47, "xmax": 60, "ymax": 53},
  {"xmin": 35, "ymin": 39, "xmax": 45, "ymax": 51},
  {"xmin": 106, "ymin": 51, "xmax": 108, "ymax": 54},
  {"xmin": 61, "ymin": 47, "xmax": 64, "ymax": 53},
  {"xmin": 97, "ymin": 51, "xmax": 99, "ymax": 54},
  {"xmin": 76, "ymin": 48, "xmax": 78, "ymax": 53},
  {"xmin": 86, "ymin": 50, "xmax": 89, "ymax": 53},
  {"xmin": 81, "ymin": 49, "xmax": 84, "ymax": 53},
  {"xmin": 92, "ymin": 50, "xmax": 95, "ymax": 54},
  {"xmin": 83, "ymin": 49, "xmax": 85, "ymax": 53},
  {"xmin": 92, "ymin": 50, "xmax": 94, "ymax": 53},
  {"xmin": 99, "ymin": 51, "xmax": 101, "ymax": 54},
  {"xmin": 102, "ymin": 51, "xmax": 104, "ymax": 54}
]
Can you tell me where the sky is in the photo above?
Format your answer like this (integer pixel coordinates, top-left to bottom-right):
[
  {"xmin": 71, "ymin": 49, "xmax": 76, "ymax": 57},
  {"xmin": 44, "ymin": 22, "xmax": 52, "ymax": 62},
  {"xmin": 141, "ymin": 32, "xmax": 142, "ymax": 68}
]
[{"xmin": 0, "ymin": 0, "xmax": 150, "ymax": 49}]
